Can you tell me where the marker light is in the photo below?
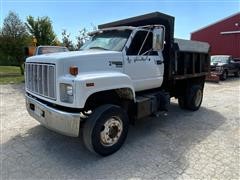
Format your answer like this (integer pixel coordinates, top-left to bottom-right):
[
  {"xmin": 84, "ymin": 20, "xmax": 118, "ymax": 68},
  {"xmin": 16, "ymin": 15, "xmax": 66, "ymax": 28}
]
[{"xmin": 69, "ymin": 66, "xmax": 78, "ymax": 76}]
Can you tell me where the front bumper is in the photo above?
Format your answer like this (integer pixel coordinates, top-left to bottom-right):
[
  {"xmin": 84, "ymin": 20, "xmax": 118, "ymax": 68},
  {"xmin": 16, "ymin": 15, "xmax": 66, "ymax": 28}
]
[
  {"xmin": 210, "ymin": 71, "xmax": 222, "ymax": 76},
  {"xmin": 206, "ymin": 72, "xmax": 220, "ymax": 82},
  {"xmin": 26, "ymin": 95, "xmax": 81, "ymax": 137}
]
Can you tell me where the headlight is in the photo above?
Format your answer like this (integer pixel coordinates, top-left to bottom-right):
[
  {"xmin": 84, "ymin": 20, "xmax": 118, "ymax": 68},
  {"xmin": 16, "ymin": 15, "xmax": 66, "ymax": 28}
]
[
  {"xmin": 66, "ymin": 85, "xmax": 73, "ymax": 96},
  {"xmin": 60, "ymin": 83, "xmax": 74, "ymax": 103}
]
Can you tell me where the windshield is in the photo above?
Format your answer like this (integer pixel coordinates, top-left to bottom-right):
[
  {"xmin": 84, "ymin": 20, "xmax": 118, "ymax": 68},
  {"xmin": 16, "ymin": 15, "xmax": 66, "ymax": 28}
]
[
  {"xmin": 80, "ymin": 30, "xmax": 132, "ymax": 51},
  {"xmin": 211, "ymin": 56, "xmax": 229, "ymax": 63}
]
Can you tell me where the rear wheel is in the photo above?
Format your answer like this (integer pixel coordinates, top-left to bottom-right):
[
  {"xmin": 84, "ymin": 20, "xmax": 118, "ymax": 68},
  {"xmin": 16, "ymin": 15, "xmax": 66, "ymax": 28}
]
[
  {"xmin": 83, "ymin": 104, "xmax": 129, "ymax": 156},
  {"xmin": 178, "ymin": 96, "xmax": 187, "ymax": 109},
  {"xmin": 186, "ymin": 85, "xmax": 203, "ymax": 111},
  {"xmin": 234, "ymin": 70, "xmax": 240, "ymax": 77},
  {"xmin": 178, "ymin": 85, "xmax": 203, "ymax": 111}
]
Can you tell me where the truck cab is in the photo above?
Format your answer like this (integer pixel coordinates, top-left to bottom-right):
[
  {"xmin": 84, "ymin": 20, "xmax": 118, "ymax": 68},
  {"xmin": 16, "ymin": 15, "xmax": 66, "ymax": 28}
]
[{"xmin": 80, "ymin": 26, "xmax": 165, "ymax": 91}]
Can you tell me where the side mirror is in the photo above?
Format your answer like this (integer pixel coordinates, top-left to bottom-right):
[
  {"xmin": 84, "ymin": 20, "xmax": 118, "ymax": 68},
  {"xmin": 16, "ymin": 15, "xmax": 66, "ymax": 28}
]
[{"xmin": 152, "ymin": 26, "xmax": 165, "ymax": 51}]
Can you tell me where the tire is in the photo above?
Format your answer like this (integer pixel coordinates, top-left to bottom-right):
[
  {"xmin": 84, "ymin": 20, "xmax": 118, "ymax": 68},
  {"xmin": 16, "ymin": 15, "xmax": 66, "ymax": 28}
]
[
  {"xmin": 234, "ymin": 70, "xmax": 240, "ymax": 77},
  {"xmin": 82, "ymin": 104, "xmax": 129, "ymax": 156},
  {"xmin": 220, "ymin": 70, "xmax": 228, "ymax": 81},
  {"xmin": 185, "ymin": 85, "xmax": 203, "ymax": 111},
  {"xmin": 178, "ymin": 96, "xmax": 187, "ymax": 109}
]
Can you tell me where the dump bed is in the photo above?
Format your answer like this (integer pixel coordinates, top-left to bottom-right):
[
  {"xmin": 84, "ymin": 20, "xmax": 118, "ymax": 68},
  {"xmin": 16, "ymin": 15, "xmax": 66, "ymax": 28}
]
[
  {"xmin": 173, "ymin": 38, "xmax": 210, "ymax": 80},
  {"xmin": 99, "ymin": 12, "xmax": 210, "ymax": 82}
]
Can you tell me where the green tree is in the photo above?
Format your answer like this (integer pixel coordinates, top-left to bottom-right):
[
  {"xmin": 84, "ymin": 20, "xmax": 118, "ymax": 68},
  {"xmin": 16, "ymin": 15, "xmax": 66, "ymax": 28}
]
[
  {"xmin": 0, "ymin": 11, "xmax": 30, "ymax": 74},
  {"xmin": 26, "ymin": 16, "xmax": 56, "ymax": 46},
  {"xmin": 52, "ymin": 37, "xmax": 61, "ymax": 46},
  {"xmin": 76, "ymin": 28, "xmax": 89, "ymax": 50},
  {"xmin": 90, "ymin": 23, "xmax": 98, "ymax": 31},
  {"xmin": 61, "ymin": 29, "xmax": 74, "ymax": 50}
]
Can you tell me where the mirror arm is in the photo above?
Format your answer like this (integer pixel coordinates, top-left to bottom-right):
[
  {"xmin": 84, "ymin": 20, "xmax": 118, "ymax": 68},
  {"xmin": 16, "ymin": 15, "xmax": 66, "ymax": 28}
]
[
  {"xmin": 141, "ymin": 48, "xmax": 152, "ymax": 56},
  {"xmin": 137, "ymin": 30, "xmax": 151, "ymax": 56},
  {"xmin": 144, "ymin": 49, "xmax": 152, "ymax": 60}
]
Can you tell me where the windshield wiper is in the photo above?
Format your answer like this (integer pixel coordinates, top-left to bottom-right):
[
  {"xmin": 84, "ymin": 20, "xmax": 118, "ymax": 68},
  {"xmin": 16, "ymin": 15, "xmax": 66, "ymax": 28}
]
[{"xmin": 89, "ymin": 46, "xmax": 109, "ymax": 50}]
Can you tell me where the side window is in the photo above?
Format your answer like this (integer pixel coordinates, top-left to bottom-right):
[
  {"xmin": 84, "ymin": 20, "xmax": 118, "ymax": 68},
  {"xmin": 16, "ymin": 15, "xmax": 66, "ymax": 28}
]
[{"xmin": 127, "ymin": 31, "xmax": 158, "ymax": 56}]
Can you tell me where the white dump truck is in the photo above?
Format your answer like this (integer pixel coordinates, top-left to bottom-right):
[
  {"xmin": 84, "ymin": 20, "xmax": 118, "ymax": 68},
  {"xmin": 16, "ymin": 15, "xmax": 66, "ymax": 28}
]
[{"xmin": 25, "ymin": 12, "xmax": 210, "ymax": 156}]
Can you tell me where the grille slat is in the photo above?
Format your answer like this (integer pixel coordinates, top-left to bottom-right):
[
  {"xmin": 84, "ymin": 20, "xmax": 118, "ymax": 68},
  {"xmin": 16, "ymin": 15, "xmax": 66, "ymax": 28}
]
[
  {"xmin": 49, "ymin": 66, "xmax": 55, "ymax": 98},
  {"xmin": 37, "ymin": 65, "xmax": 40, "ymax": 93},
  {"xmin": 43, "ymin": 65, "xmax": 48, "ymax": 96},
  {"xmin": 32, "ymin": 64, "xmax": 35, "ymax": 92},
  {"xmin": 26, "ymin": 63, "xmax": 56, "ymax": 100},
  {"xmin": 30, "ymin": 64, "xmax": 33, "ymax": 90},
  {"xmin": 38, "ymin": 65, "xmax": 42, "ymax": 94},
  {"xmin": 41, "ymin": 65, "xmax": 44, "ymax": 95},
  {"xmin": 47, "ymin": 67, "xmax": 50, "ymax": 97}
]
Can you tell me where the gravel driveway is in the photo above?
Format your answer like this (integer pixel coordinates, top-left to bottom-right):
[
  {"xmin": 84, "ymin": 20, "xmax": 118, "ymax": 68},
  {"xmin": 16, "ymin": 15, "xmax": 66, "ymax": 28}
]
[{"xmin": 1, "ymin": 79, "xmax": 239, "ymax": 180}]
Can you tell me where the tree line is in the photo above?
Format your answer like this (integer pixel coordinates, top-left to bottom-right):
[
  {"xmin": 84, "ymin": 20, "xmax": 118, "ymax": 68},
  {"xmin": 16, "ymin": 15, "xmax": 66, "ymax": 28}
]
[{"xmin": 0, "ymin": 11, "xmax": 92, "ymax": 74}]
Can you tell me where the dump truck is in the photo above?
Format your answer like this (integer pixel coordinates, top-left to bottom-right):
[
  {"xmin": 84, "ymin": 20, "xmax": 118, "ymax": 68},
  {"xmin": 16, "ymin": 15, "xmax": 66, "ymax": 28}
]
[{"xmin": 25, "ymin": 12, "xmax": 210, "ymax": 156}]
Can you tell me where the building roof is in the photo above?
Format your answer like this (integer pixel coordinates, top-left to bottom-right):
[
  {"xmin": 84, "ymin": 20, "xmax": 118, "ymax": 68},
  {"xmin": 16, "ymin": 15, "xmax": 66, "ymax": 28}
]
[{"xmin": 191, "ymin": 12, "xmax": 240, "ymax": 34}]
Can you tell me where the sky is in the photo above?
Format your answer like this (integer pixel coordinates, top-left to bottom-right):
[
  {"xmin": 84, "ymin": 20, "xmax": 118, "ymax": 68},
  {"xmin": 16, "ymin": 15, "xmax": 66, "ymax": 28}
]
[{"xmin": 0, "ymin": 0, "xmax": 239, "ymax": 42}]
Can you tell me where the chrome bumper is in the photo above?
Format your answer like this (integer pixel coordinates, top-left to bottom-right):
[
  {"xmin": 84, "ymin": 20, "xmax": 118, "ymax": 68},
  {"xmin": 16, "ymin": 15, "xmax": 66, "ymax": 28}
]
[{"xmin": 26, "ymin": 95, "xmax": 81, "ymax": 137}]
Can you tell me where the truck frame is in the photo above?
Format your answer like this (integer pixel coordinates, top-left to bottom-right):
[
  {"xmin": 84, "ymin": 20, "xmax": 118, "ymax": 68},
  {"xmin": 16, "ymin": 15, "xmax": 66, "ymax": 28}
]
[{"xmin": 25, "ymin": 12, "xmax": 210, "ymax": 156}]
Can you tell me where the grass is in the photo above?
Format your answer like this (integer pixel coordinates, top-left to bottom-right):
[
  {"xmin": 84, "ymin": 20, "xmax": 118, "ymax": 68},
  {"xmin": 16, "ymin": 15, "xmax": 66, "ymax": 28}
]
[{"xmin": 0, "ymin": 66, "xmax": 24, "ymax": 84}]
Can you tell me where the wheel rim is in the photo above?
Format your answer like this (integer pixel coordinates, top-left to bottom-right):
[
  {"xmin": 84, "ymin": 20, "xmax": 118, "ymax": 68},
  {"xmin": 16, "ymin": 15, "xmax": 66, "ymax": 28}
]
[
  {"xmin": 100, "ymin": 117, "xmax": 123, "ymax": 146},
  {"xmin": 194, "ymin": 90, "xmax": 202, "ymax": 107}
]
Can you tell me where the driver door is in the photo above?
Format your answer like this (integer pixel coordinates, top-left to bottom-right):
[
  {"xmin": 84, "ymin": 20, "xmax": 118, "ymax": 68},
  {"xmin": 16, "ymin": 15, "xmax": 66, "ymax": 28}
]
[{"xmin": 123, "ymin": 30, "xmax": 164, "ymax": 91}]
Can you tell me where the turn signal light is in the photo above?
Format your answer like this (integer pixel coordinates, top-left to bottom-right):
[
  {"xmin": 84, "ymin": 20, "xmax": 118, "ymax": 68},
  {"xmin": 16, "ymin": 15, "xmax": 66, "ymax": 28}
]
[{"xmin": 69, "ymin": 66, "xmax": 78, "ymax": 76}]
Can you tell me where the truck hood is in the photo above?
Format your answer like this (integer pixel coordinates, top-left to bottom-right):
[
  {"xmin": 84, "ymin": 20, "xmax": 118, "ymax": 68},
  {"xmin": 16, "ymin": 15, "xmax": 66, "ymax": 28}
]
[
  {"xmin": 26, "ymin": 50, "xmax": 122, "ymax": 64},
  {"xmin": 26, "ymin": 49, "xmax": 124, "ymax": 76},
  {"xmin": 210, "ymin": 62, "xmax": 226, "ymax": 67}
]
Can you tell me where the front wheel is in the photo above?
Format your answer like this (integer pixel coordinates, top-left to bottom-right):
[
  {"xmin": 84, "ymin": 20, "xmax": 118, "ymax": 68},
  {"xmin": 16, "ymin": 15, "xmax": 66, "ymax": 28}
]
[
  {"xmin": 220, "ymin": 70, "xmax": 228, "ymax": 80},
  {"xmin": 82, "ymin": 104, "xmax": 129, "ymax": 156}
]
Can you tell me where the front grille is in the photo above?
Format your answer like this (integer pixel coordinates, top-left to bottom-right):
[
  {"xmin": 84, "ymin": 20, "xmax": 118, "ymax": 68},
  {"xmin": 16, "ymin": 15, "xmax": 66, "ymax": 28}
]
[{"xmin": 25, "ymin": 63, "xmax": 56, "ymax": 99}]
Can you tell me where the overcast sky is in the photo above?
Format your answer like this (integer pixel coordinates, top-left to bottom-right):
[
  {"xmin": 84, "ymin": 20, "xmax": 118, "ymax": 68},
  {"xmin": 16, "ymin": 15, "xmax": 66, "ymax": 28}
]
[{"xmin": 1, "ymin": 0, "xmax": 239, "ymax": 42}]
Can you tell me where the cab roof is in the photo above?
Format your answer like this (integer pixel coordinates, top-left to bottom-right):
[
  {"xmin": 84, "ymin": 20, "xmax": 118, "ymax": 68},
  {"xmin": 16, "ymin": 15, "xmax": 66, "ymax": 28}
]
[{"xmin": 98, "ymin": 11, "xmax": 174, "ymax": 43}]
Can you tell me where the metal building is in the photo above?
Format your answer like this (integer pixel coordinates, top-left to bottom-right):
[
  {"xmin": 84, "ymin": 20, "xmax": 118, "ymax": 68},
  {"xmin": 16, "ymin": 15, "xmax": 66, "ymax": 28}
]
[{"xmin": 191, "ymin": 13, "xmax": 240, "ymax": 58}]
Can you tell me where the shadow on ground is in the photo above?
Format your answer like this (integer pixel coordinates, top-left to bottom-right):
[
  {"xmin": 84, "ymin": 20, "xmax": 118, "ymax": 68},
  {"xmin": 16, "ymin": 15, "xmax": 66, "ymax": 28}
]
[{"xmin": 2, "ymin": 102, "xmax": 226, "ymax": 179}]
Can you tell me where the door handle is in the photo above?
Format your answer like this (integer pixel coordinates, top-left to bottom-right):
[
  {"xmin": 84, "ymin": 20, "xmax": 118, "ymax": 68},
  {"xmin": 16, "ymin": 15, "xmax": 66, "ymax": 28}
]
[{"xmin": 156, "ymin": 60, "xmax": 163, "ymax": 65}]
